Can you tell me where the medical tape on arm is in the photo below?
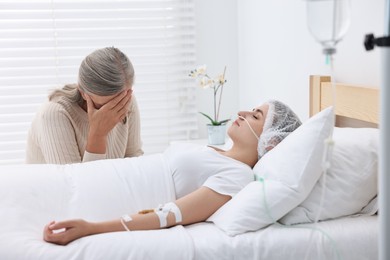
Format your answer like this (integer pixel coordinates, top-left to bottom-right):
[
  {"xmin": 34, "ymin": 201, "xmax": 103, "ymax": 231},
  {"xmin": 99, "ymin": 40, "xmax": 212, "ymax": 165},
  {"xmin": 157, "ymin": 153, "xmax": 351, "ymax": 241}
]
[
  {"xmin": 120, "ymin": 214, "xmax": 133, "ymax": 231},
  {"xmin": 154, "ymin": 202, "xmax": 182, "ymax": 228}
]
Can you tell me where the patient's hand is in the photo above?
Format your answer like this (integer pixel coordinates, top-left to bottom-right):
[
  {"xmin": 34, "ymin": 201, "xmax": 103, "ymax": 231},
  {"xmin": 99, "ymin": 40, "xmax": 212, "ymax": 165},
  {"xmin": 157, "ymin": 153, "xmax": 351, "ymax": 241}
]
[{"xmin": 43, "ymin": 219, "xmax": 92, "ymax": 245}]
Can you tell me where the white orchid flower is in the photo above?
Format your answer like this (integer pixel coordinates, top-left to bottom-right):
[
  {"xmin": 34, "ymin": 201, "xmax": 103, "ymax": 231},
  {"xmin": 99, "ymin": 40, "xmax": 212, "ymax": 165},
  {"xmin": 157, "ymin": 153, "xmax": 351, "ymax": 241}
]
[
  {"xmin": 216, "ymin": 74, "xmax": 226, "ymax": 85},
  {"xmin": 196, "ymin": 65, "xmax": 207, "ymax": 75},
  {"xmin": 199, "ymin": 77, "xmax": 214, "ymax": 89},
  {"xmin": 188, "ymin": 64, "xmax": 229, "ymax": 126}
]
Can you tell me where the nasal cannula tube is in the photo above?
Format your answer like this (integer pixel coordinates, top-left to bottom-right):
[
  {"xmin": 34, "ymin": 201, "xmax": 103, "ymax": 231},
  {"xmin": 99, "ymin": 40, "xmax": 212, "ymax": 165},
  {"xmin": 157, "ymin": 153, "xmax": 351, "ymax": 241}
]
[{"xmin": 238, "ymin": 116, "xmax": 260, "ymax": 140}]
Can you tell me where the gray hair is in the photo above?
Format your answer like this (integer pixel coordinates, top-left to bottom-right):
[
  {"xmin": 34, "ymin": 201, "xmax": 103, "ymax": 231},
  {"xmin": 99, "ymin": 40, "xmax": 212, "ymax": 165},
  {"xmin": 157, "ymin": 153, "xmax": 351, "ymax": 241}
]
[{"xmin": 49, "ymin": 47, "xmax": 134, "ymax": 104}]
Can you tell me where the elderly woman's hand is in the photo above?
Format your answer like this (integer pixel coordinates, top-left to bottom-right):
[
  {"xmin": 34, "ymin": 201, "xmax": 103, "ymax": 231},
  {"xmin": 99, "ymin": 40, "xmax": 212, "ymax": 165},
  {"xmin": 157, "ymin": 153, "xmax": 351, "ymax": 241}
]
[
  {"xmin": 84, "ymin": 89, "xmax": 132, "ymax": 154},
  {"xmin": 86, "ymin": 89, "xmax": 132, "ymax": 137},
  {"xmin": 43, "ymin": 219, "xmax": 92, "ymax": 246}
]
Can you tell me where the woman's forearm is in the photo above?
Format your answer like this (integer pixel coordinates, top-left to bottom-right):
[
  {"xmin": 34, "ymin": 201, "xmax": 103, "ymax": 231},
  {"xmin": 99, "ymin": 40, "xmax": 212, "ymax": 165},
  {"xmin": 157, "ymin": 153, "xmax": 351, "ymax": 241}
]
[
  {"xmin": 85, "ymin": 131, "xmax": 107, "ymax": 154},
  {"xmin": 44, "ymin": 187, "xmax": 229, "ymax": 245},
  {"xmin": 44, "ymin": 213, "xmax": 172, "ymax": 245},
  {"xmin": 90, "ymin": 213, "xmax": 168, "ymax": 234}
]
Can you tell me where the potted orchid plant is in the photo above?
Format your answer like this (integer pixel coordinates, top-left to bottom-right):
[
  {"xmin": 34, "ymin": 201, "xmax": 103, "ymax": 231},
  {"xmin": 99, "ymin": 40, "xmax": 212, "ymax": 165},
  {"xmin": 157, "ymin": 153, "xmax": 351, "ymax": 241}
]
[
  {"xmin": 189, "ymin": 65, "xmax": 230, "ymax": 144},
  {"xmin": 189, "ymin": 65, "xmax": 230, "ymax": 125}
]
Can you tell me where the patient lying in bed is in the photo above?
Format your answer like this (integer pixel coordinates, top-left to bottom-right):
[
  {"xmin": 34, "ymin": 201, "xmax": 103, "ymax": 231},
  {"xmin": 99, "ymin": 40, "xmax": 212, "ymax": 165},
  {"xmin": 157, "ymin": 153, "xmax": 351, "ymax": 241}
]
[{"xmin": 38, "ymin": 99, "xmax": 300, "ymax": 245}]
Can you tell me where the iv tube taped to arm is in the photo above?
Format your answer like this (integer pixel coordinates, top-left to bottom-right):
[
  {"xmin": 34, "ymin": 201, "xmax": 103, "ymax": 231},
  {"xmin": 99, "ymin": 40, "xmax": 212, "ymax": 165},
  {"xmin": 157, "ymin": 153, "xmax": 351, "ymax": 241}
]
[
  {"xmin": 154, "ymin": 202, "xmax": 182, "ymax": 228},
  {"xmin": 120, "ymin": 214, "xmax": 133, "ymax": 231}
]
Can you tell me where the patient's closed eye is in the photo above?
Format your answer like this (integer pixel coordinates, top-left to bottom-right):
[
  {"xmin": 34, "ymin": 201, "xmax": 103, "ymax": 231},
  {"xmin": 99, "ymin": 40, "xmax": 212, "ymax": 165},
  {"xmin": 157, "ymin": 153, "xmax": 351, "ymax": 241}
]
[{"xmin": 252, "ymin": 108, "xmax": 264, "ymax": 119}]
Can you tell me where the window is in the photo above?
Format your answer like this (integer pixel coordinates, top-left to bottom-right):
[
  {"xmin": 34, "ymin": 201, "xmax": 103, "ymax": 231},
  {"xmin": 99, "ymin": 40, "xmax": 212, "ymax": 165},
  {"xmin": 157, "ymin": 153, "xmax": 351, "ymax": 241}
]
[{"xmin": 0, "ymin": 0, "xmax": 198, "ymax": 164}]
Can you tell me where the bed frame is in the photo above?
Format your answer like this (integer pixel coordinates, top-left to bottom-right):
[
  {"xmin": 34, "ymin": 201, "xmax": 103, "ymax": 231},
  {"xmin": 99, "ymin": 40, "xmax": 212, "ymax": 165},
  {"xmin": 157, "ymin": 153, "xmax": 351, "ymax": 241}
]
[{"xmin": 310, "ymin": 75, "xmax": 379, "ymax": 128}]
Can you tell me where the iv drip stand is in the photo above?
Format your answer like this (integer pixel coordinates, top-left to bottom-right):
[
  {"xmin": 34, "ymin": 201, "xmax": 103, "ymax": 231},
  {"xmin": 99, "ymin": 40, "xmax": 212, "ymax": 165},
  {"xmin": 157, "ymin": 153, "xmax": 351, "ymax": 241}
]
[
  {"xmin": 365, "ymin": 1, "xmax": 390, "ymax": 259},
  {"xmin": 380, "ymin": 0, "xmax": 390, "ymax": 257}
]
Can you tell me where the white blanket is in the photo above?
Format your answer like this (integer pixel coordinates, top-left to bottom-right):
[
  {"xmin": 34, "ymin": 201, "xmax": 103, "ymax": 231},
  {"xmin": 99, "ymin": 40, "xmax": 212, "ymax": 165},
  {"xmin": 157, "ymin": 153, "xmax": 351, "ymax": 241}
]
[{"xmin": 0, "ymin": 155, "xmax": 194, "ymax": 260}]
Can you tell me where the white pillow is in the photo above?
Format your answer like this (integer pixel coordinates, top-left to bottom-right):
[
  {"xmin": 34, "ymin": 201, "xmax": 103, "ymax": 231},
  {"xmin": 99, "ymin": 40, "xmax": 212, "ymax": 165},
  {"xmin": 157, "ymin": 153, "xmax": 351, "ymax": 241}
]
[
  {"xmin": 279, "ymin": 127, "xmax": 379, "ymax": 225},
  {"xmin": 208, "ymin": 107, "xmax": 334, "ymax": 236}
]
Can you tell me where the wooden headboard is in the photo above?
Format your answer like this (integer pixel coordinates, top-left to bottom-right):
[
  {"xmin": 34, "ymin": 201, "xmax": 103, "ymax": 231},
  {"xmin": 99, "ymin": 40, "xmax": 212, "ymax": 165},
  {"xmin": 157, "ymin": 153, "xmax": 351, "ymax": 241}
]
[{"xmin": 309, "ymin": 75, "xmax": 379, "ymax": 128}]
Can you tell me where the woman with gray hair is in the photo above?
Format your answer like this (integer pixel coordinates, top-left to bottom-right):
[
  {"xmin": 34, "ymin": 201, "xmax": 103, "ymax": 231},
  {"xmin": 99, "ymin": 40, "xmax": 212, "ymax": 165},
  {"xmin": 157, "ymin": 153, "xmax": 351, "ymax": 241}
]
[
  {"xmin": 43, "ymin": 100, "xmax": 301, "ymax": 245},
  {"xmin": 26, "ymin": 47, "xmax": 143, "ymax": 164}
]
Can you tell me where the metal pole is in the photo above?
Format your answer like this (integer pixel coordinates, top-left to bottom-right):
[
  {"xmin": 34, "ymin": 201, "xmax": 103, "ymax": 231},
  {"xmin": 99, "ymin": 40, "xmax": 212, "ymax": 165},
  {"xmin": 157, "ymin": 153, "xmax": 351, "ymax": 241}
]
[{"xmin": 379, "ymin": 1, "xmax": 390, "ymax": 259}]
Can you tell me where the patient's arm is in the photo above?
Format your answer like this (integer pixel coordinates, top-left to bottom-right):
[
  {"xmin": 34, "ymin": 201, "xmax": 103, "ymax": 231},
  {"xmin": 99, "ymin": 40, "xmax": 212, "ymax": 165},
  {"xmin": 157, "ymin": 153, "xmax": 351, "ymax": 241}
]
[{"xmin": 43, "ymin": 187, "xmax": 230, "ymax": 245}]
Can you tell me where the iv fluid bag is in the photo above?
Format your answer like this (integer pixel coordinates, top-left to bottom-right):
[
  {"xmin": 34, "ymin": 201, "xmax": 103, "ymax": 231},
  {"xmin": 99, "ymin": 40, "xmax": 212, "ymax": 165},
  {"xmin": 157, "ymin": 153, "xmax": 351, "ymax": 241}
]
[{"xmin": 306, "ymin": 0, "xmax": 351, "ymax": 50}]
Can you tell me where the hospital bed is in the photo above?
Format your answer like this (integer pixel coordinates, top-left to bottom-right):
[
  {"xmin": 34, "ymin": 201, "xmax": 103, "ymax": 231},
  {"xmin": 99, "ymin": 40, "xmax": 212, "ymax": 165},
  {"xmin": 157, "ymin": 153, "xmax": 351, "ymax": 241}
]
[{"xmin": 0, "ymin": 75, "xmax": 378, "ymax": 260}]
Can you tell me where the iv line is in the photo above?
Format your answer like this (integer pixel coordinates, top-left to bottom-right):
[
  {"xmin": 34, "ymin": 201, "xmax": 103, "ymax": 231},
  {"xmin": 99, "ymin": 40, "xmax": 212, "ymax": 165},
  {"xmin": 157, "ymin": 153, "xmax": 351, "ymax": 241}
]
[
  {"xmin": 315, "ymin": 54, "xmax": 337, "ymax": 223},
  {"xmin": 304, "ymin": 53, "xmax": 338, "ymax": 260},
  {"xmin": 256, "ymin": 176, "xmax": 341, "ymax": 260}
]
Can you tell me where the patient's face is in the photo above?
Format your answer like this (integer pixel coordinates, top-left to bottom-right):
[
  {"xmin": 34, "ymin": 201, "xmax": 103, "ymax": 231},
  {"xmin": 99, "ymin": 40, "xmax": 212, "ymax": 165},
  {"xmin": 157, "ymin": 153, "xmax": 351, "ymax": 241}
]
[{"xmin": 228, "ymin": 103, "xmax": 269, "ymax": 146}]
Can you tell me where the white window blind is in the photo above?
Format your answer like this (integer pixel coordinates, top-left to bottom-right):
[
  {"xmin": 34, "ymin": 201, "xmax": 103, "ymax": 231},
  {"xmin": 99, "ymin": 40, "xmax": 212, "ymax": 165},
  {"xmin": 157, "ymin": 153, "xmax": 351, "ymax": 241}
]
[{"xmin": 0, "ymin": 0, "xmax": 198, "ymax": 165}]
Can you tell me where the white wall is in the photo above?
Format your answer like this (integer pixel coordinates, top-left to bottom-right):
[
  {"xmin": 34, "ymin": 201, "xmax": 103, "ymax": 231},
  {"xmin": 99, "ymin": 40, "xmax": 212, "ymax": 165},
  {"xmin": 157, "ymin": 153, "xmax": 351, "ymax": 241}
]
[
  {"xmin": 195, "ymin": 0, "xmax": 384, "ymax": 134},
  {"xmin": 194, "ymin": 0, "xmax": 239, "ymax": 138},
  {"xmin": 237, "ymin": 0, "xmax": 384, "ymax": 121}
]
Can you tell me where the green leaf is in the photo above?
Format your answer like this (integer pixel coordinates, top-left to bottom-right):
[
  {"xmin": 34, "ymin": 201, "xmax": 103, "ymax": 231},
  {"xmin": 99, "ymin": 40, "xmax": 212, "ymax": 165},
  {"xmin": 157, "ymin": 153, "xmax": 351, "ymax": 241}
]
[
  {"xmin": 217, "ymin": 119, "xmax": 230, "ymax": 125},
  {"xmin": 199, "ymin": 112, "xmax": 217, "ymax": 125},
  {"xmin": 199, "ymin": 112, "xmax": 231, "ymax": 126}
]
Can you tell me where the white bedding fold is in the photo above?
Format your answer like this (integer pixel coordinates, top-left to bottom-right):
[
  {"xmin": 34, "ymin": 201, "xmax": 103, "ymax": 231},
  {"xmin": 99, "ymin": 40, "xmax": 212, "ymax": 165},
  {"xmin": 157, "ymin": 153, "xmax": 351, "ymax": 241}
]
[
  {"xmin": 187, "ymin": 216, "xmax": 378, "ymax": 260},
  {"xmin": 0, "ymin": 155, "xmax": 194, "ymax": 260}
]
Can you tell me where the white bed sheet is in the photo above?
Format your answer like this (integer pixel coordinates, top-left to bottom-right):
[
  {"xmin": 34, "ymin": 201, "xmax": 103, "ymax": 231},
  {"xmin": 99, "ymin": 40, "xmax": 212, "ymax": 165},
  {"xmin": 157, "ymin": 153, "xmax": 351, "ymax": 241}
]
[
  {"xmin": 0, "ymin": 155, "xmax": 194, "ymax": 260},
  {"xmin": 187, "ymin": 215, "xmax": 378, "ymax": 260},
  {"xmin": 0, "ymin": 156, "xmax": 378, "ymax": 260}
]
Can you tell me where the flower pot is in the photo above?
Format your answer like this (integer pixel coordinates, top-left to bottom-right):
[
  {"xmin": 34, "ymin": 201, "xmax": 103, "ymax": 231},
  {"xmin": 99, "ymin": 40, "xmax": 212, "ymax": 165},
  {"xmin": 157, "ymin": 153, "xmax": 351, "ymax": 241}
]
[{"xmin": 207, "ymin": 124, "xmax": 227, "ymax": 145}]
